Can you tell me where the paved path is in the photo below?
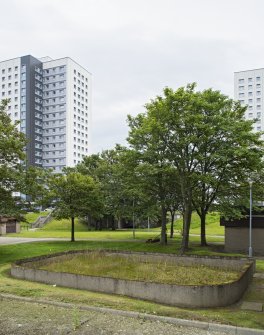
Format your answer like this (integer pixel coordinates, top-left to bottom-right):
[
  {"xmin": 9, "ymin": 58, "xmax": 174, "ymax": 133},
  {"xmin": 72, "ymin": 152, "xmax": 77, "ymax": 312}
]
[
  {"xmin": 0, "ymin": 236, "xmax": 67, "ymax": 245},
  {"xmin": 0, "ymin": 236, "xmax": 144, "ymax": 245},
  {"xmin": 0, "ymin": 231, "xmax": 225, "ymax": 246}
]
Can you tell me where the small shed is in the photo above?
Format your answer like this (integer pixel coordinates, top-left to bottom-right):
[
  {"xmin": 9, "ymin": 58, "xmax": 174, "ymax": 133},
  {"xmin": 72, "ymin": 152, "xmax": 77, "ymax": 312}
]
[
  {"xmin": 0, "ymin": 217, "xmax": 20, "ymax": 235},
  {"xmin": 220, "ymin": 211, "xmax": 264, "ymax": 255}
]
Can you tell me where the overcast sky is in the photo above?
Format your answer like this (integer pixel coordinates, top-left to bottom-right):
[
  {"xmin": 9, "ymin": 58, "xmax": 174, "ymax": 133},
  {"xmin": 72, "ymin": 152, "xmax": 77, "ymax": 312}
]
[{"xmin": 1, "ymin": 0, "xmax": 264, "ymax": 153}]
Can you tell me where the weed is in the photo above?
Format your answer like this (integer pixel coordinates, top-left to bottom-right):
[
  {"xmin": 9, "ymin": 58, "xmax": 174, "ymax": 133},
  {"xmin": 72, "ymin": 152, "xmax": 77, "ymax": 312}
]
[{"xmin": 72, "ymin": 307, "xmax": 80, "ymax": 331}]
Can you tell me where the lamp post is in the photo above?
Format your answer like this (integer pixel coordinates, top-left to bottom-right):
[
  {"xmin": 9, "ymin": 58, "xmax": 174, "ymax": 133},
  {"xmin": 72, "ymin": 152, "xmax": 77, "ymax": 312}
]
[{"xmin": 248, "ymin": 180, "xmax": 253, "ymax": 257}]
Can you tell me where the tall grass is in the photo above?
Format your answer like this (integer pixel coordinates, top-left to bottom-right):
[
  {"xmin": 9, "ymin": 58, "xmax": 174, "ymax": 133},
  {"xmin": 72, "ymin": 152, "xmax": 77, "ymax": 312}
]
[{"xmin": 35, "ymin": 251, "xmax": 240, "ymax": 285}]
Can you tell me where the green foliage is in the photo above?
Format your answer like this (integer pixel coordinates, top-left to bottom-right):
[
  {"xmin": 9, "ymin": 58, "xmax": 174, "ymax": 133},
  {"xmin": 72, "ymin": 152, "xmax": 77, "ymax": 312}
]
[
  {"xmin": 48, "ymin": 171, "xmax": 102, "ymax": 241},
  {"xmin": 174, "ymin": 212, "xmax": 224, "ymax": 235},
  {"xmin": 127, "ymin": 108, "xmax": 182, "ymax": 244},
  {"xmin": 72, "ymin": 307, "xmax": 81, "ymax": 331},
  {"xmin": 127, "ymin": 84, "xmax": 264, "ymax": 251},
  {"xmin": 0, "ymin": 99, "xmax": 26, "ymax": 217},
  {"xmin": 41, "ymin": 218, "xmax": 88, "ymax": 232},
  {"xmin": 77, "ymin": 146, "xmax": 158, "ymax": 230},
  {"xmin": 19, "ymin": 166, "xmax": 52, "ymax": 210},
  {"xmin": 49, "ymin": 172, "xmax": 102, "ymax": 220},
  {"xmin": 24, "ymin": 211, "xmax": 49, "ymax": 223}
]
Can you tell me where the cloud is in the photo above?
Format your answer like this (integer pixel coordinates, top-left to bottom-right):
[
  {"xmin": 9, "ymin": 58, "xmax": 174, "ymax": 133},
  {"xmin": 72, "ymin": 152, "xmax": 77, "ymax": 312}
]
[{"xmin": 1, "ymin": 0, "xmax": 264, "ymax": 153}]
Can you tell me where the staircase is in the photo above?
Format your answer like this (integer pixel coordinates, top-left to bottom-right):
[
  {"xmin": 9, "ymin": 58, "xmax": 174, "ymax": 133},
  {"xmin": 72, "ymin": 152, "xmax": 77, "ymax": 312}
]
[{"xmin": 31, "ymin": 212, "xmax": 53, "ymax": 229}]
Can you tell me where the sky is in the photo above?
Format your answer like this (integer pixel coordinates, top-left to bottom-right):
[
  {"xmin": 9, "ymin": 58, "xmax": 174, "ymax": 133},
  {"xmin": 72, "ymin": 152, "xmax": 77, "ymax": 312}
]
[{"xmin": 1, "ymin": 0, "xmax": 264, "ymax": 153}]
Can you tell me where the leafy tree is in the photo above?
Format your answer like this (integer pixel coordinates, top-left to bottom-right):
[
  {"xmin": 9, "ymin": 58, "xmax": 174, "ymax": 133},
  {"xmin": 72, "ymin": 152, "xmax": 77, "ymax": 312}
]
[
  {"xmin": 19, "ymin": 166, "xmax": 52, "ymax": 210},
  {"xmin": 114, "ymin": 148, "xmax": 161, "ymax": 234},
  {"xmin": 49, "ymin": 171, "xmax": 102, "ymax": 241},
  {"xmin": 78, "ymin": 146, "xmax": 143, "ymax": 231},
  {"xmin": 127, "ymin": 113, "xmax": 181, "ymax": 245},
  {"xmin": 78, "ymin": 148, "xmax": 122, "ymax": 229},
  {"xmin": 0, "ymin": 99, "xmax": 26, "ymax": 216},
  {"xmin": 127, "ymin": 86, "xmax": 202, "ymax": 249},
  {"xmin": 127, "ymin": 84, "xmax": 264, "ymax": 252},
  {"xmin": 190, "ymin": 89, "xmax": 264, "ymax": 245}
]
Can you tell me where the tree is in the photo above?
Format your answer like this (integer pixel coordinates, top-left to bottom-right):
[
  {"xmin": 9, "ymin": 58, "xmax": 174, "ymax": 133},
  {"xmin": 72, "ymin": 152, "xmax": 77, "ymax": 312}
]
[
  {"xmin": 127, "ymin": 84, "xmax": 264, "ymax": 252},
  {"xmin": 190, "ymin": 89, "xmax": 264, "ymax": 245},
  {"xmin": 77, "ymin": 146, "xmax": 146, "ymax": 231},
  {"xmin": 127, "ymin": 85, "xmax": 202, "ymax": 248},
  {"xmin": 49, "ymin": 171, "xmax": 102, "ymax": 241},
  {"xmin": 19, "ymin": 166, "xmax": 52, "ymax": 210},
  {"xmin": 127, "ymin": 113, "xmax": 181, "ymax": 245},
  {"xmin": 77, "ymin": 148, "xmax": 124, "ymax": 230},
  {"xmin": 0, "ymin": 99, "xmax": 26, "ymax": 216}
]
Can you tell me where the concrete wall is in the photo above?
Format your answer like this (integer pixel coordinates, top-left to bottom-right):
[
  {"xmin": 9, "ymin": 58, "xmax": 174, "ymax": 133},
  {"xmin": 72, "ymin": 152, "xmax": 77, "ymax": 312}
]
[
  {"xmin": 0, "ymin": 224, "xmax": 6, "ymax": 235},
  {"xmin": 15, "ymin": 223, "xmax": 20, "ymax": 234},
  {"xmin": 11, "ymin": 251, "xmax": 254, "ymax": 308},
  {"xmin": 0, "ymin": 223, "xmax": 20, "ymax": 235},
  {"xmin": 225, "ymin": 227, "xmax": 264, "ymax": 255}
]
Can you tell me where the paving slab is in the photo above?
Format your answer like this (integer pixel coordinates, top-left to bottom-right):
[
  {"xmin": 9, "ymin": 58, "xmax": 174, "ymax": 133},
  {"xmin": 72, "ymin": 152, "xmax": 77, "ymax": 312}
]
[
  {"xmin": 254, "ymin": 273, "xmax": 264, "ymax": 279},
  {"xmin": 241, "ymin": 301, "xmax": 263, "ymax": 312}
]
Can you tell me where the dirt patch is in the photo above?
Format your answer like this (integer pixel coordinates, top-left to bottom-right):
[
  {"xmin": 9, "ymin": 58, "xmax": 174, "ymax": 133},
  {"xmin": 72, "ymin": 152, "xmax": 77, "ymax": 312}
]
[{"xmin": 0, "ymin": 297, "xmax": 228, "ymax": 335}]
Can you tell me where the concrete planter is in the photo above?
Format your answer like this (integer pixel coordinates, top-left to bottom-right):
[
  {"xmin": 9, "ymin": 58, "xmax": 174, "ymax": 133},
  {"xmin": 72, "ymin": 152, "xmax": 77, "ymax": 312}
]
[{"xmin": 11, "ymin": 251, "xmax": 254, "ymax": 308}]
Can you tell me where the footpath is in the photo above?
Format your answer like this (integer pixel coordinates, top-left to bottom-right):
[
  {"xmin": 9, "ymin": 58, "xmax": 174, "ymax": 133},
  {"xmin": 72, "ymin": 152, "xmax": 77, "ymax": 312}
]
[{"xmin": 1, "ymin": 293, "xmax": 263, "ymax": 335}]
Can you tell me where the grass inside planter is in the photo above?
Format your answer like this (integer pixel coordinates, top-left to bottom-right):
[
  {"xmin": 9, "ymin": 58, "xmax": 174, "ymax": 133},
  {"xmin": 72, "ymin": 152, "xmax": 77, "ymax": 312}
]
[{"xmin": 32, "ymin": 251, "xmax": 241, "ymax": 285}]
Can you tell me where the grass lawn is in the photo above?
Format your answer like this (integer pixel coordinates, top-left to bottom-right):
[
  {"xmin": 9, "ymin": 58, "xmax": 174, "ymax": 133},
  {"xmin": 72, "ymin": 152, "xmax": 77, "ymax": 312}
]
[
  {"xmin": 9, "ymin": 228, "xmax": 224, "ymax": 243},
  {"xmin": 20, "ymin": 211, "xmax": 49, "ymax": 230},
  {"xmin": 33, "ymin": 250, "xmax": 240, "ymax": 285},
  {"xmin": 11, "ymin": 214, "xmax": 225, "ymax": 243},
  {"xmin": 173, "ymin": 212, "xmax": 224, "ymax": 236},
  {"xmin": 24, "ymin": 211, "xmax": 49, "ymax": 223},
  {"xmin": 0, "ymin": 240, "xmax": 263, "ymax": 329}
]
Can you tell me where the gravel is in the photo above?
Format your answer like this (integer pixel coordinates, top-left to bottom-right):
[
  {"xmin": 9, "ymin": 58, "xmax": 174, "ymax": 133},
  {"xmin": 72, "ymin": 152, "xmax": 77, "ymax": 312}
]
[{"xmin": 0, "ymin": 298, "xmax": 231, "ymax": 335}]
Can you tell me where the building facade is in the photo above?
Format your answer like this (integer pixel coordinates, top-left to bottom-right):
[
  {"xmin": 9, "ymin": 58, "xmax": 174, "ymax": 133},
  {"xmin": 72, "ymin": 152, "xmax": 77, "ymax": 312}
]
[
  {"xmin": 0, "ymin": 55, "xmax": 91, "ymax": 172},
  {"xmin": 234, "ymin": 69, "xmax": 263, "ymax": 133}
]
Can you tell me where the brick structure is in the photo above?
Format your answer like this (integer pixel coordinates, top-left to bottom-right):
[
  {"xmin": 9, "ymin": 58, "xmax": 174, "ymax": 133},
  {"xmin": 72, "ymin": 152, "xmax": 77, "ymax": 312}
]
[
  {"xmin": 220, "ymin": 211, "xmax": 264, "ymax": 256},
  {"xmin": 0, "ymin": 217, "xmax": 20, "ymax": 235}
]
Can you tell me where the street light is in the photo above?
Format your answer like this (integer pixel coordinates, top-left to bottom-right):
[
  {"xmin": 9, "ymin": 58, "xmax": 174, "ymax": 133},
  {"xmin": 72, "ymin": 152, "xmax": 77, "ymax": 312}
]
[{"xmin": 248, "ymin": 179, "xmax": 253, "ymax": 257}]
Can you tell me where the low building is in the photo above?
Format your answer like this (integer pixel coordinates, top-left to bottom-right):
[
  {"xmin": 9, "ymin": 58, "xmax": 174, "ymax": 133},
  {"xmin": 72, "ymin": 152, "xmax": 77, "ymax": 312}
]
[
  {"xmin": 220, "ymin": 212, "xmax": 264, "ymax": 255},
  {"xmin": 0, "ymin": 217, "xmax": 20, "ymax": 235}
]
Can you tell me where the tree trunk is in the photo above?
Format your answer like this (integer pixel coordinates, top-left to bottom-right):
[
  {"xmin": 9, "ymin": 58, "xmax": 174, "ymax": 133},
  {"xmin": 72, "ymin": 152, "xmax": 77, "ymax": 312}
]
[
  {"xmin": 111, "ymin": 216, "xmax": 116, "ymax": 231},
  {"xmin": 170, "ymin": 211, "xmax": 175, "ymax": 238},
  {"xmin": 71, "ymin": 216, "xmax": 75, "ymax": 242},
  {"xmin": 106, "ymin": 216, "xmax": 109, "ymax": 229},
  {"xmin": 200, "ymin": 210, "xmax": 208, "ymax": 246},
  {"xmin": 180, "ymin": 204, "xmax": 192, "ymax": 253},
  {"xmin": 160, "ymin": 205, "xmax": 167, "ymax": 245},
  {"xmin": 87, "ymin": 214, "xmax": 92, "ymax": 230},
  {"xmin": 117, "ymin": 217, "xmax": 122, "ymax": 229}
]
